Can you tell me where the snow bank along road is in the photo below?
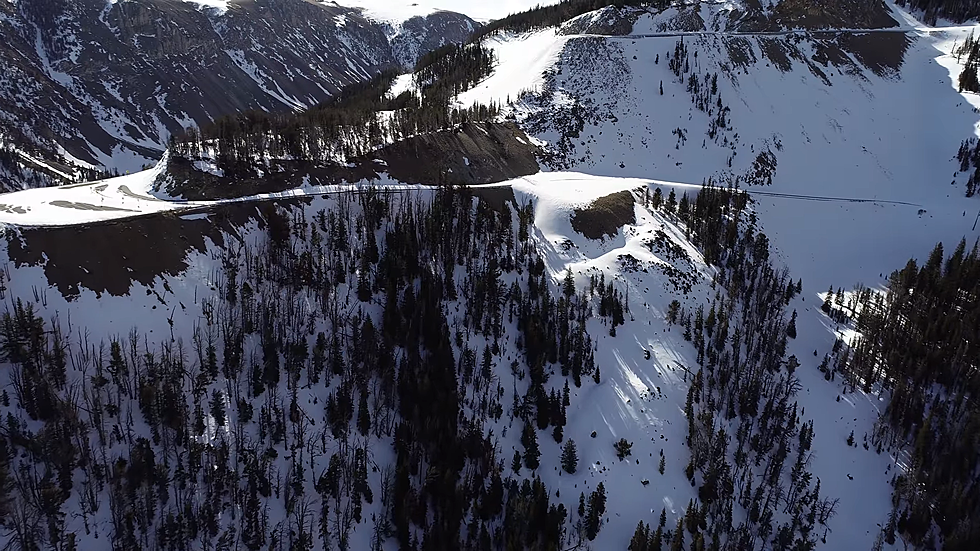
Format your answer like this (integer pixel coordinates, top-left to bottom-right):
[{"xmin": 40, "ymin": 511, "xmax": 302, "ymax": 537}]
[
  {"xmin": 0, "ymin": 165, "xmax": 934, "ymax": 227},
  {"xmin": 0, "ymin": 160, "xmax": 451, "ymax": 227}
]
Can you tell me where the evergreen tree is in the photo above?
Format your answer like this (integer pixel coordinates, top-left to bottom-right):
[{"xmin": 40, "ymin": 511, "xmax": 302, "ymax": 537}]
[
  {"xmin": 561, "ymin": 439, "xmax": 578, "ymax": 474},
  {"xmin": 630, "ymin": 521, "xmax": 650, "ymax": 551},
  {"xmin": 522, "ymin": 421, "xmax": 540, "ymax": 471},
  {"xmin": 586, "ymin": 482, "xmax": 607, "ymax": 540},
  {"xmin": 614, "ymin": 438, "xmax": 633, "ymax": 460}
]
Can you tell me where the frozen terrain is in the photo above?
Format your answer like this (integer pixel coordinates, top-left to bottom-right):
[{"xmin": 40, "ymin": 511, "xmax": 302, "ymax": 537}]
[{"xmin": 1, "ymin": 1, "xmax": 979, "ymax": 550}]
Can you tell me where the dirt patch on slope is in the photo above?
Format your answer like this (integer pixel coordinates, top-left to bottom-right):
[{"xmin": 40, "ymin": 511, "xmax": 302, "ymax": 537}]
[
  {"xmin": 165, "ymin": 122, "xmax": 540, "ymax": 200},
  {"xmin": 380, "ymin": 122, "xmax": 540, "ymax": 186},
  {"xmin": 571, "ymin": 191, "xmax": 636, "ymax": 240},
  {"xmin": 838, "ymin": 33, "xmax": 910, "ymax": 77},
  {"xmin": 4, "ymin": 201, "xmax": 276, "ymax": 299},
  {"xmin": 770, "ymin": 0, "xmax": 898, "ymax": 30}
]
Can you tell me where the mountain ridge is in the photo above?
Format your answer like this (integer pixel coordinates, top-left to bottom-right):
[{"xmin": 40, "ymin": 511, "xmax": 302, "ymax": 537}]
[{"xmin": 0, "ymin": 0, "xmax": 478, "ymax": 190}]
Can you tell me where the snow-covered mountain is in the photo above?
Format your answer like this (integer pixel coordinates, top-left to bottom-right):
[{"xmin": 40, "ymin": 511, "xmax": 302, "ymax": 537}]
[
  {"xmin": 0, "ymin": 0, "xmax": 478, "ymax": 190},
  {"xmin": 0, "ymin": 1, "xmax": 978, "ymax": 550}
]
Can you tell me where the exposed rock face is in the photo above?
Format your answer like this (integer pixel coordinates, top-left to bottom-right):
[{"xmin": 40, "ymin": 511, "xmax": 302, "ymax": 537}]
[
  {"xmin": 0, "ymin": 0, "xmax": 476, "ymax": 190},
  {"xmin": 639, "ymin": 0, "xmax": 898, "ymax": 33},
  {"xmin": 558, "ymin": 6, "xmax": 640, "ymax": 36},
  {"xmin": 769, "ymin": 0, "xmax": 898, "ymax": 30}
]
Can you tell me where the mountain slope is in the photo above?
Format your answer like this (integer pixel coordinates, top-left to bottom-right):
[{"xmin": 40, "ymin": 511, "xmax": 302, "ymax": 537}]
[
  {"xmin": 0, "ymin": 0, "xmax": 478, "ymax": 190},
  {"xmin": 1, "ymin": 1, "xmax": 979, "ymax": 550}
]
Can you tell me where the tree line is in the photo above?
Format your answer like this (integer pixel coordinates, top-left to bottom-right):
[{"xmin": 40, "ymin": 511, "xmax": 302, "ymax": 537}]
[
  {"xmin": 896, "ymin": 0, "xmax": 980, "ymax": 24},
  {"xmin": 0, "ymin": 183, "xmax": 629, "ymax": 550},
  {"xmin": 169, "ymin": 42, "xmax": 500, "ymax": 179},
  {"xmin": 469, "ymin": 0, "xmax": 651, "ymax": 43},
  {"xmin": 625, "ymin": 182, "xmax": 831, "ymax": 551},
  {"xmin": 824, "ymin": 240, "xmax": 980, "ymax": 551}
]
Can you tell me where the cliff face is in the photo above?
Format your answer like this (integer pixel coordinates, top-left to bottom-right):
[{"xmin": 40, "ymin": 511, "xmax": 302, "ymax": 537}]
[{"xmin": 0, "ymin": 0, "xmax": 476, "ymax": 190}]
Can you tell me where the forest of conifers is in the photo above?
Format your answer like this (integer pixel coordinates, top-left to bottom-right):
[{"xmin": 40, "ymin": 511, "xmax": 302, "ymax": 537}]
[
  {"xmin": 0, "ymin": 177, "xmax": 843, "ymax": 551},
  {"xmin": 897, "ymin": 0, "xmax": 980, "ymax": 24},
  {"xmin": 168, "ymin": 42, "xmax": 499, "ymax": 177},
  {"xmin": 820, "ymin": 239, "xmax": 980, "ymax": 551}
]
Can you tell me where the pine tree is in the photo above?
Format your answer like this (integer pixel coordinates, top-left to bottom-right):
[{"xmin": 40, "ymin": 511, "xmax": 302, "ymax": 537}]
[
  {"xmin": 552, "ymin": 423, "xmax": 563, "ymax": 443},
  {"xmin": 0, "ymin": 438, "xmax": 13, "ymax": 523},
  {"xmin": 357, "ymin": 389, "xmax": 371, "ymax": 436},
  {"xmin": 630, "ymin": 521, "xmax": 650, "ymax": 551},
  {"xmin": 786, "ymin": 310, "xmax": 798, "ymax": 339},
  {"xmin": 670, "ymin": 517, "xmax": 685, "ymax": 551},
  {"xmin": 563, "ymin": 269, "xmax": 575, "ymax": 298},
  {"xmin": 561, "ymin": 439, "xmax": 578, "ymax": 474},
  {"xmin": 522, "ymin": 422, "xmax": 540, "ymax": 471},
  {"xmin": 667, "ymin": 300, "xmax": 681, "ymax": 324},
  {"xmin": 512, "ymin": 450, "xmax": 522, "ymax": 474},
  {"xmin": 210, "ymin": 390, "xmax": 226, "ymax": 427},
  {"xmin": 586, "ymin": 482, "xmax": 607, "ymax": 540},
  {"xmin": 614, "ymin": 438, "xmax": 633, "ymax": 460}
]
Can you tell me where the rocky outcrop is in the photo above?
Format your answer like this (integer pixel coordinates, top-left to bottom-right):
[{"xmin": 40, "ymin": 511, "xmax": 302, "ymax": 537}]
[
  {"xmin": 558, "ymin": 6, "xmax": 639, "ymax": 36},
  {"xmin": 640, "ymin": 0, "xmax": 898, "ymax": 33},
  {"xmin": 391, "ymin": 12, "xmax": 478, "ymax": 68}
]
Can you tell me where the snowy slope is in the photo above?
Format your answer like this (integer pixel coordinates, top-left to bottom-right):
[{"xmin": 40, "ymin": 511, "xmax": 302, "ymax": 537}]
[
  {"xmin": 3, "ymin": 2, "xmax": 979, "ymax": 550},
  {"xmin": 456, "ymin": 29, "xmax": 571, "ymax": 107},
  {"xmin": 441, "ymin": 5, "xmax": 976, "ymax": 290},
  {"xmin": 447, "ymin": 3, "xmax": 980, "ymax": 548},
  {"xmin": 0, "ymin": 170, "xmax": 720, "ymax": 550},
  {"xmin": 0, "ymin": 156, "xmax": 451, "ymax": 226},
  {"xmin": 0, "ymin": 166, "xmax": 874, "ymax": 549}
]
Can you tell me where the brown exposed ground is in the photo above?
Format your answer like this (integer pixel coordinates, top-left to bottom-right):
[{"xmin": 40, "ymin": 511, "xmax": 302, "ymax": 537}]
[
  {"xmin": 769, "ymin": 0, "xmax": 898, "ymax": 31},
  {"xmin": 165, "ymin": 122, "xmax": 541, "ymax": 200},
  {"xmin": 838, "ymin": 33, "xmax": 910, "ymax": 77},
  {"xmin": 4, "ymin": 186, "xmax": 519, "ymax": 300},
  {"xmin": 4, "ymin": 200, "xmax": 283, "ymax": 299},
  {"xmin": 571, "ymin": 190, "xmax": 636, "ymax": 240}
]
